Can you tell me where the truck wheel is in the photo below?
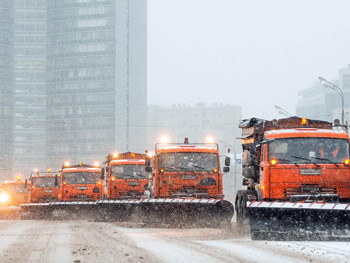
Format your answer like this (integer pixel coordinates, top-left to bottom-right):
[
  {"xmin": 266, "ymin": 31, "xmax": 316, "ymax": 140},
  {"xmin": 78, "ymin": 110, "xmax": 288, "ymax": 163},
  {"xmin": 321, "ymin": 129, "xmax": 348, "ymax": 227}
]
[{"xmin": 236, "ymin": 191, "xmax": 248, "ymax": 228}]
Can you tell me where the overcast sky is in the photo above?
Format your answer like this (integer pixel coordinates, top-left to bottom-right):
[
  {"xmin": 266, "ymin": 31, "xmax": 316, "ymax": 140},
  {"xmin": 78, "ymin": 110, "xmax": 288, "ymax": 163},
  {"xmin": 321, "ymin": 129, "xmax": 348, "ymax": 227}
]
[{"xmin": 147, "ymin": 0, "xmax": 350, "ymax": 120}]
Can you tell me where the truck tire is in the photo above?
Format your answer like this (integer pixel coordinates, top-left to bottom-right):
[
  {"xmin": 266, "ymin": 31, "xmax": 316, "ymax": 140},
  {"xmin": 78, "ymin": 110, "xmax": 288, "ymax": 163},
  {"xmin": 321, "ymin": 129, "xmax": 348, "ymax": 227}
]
[{"xmin": 236, "ymin": 190, "xmax": 248, "ymax": 228}]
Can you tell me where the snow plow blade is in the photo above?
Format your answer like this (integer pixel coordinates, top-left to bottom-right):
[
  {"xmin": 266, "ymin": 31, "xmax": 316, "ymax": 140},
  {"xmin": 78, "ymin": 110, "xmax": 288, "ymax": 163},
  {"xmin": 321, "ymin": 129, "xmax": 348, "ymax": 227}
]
[
  {"xmin": 248, "ymin": 201, "xmax": 350, "ymax": 241},
  {"xmin": 20, "ymin": 198, "xmax": 234, "ymax": 227},
  {"xmin": 20, "ymin": 202, "xmax": 99, "ymax": 220},
  {"xmin": 97, "ymin": 198, "xmax": 234, "ymax": 227}
]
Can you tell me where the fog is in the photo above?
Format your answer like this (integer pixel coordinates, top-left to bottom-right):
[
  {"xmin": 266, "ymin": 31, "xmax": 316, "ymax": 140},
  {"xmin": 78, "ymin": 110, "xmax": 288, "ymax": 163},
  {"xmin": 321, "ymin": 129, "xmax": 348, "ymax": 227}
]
[{"xmin": 147, "ymin": 0, "xmax": 350, "ymax": 120}]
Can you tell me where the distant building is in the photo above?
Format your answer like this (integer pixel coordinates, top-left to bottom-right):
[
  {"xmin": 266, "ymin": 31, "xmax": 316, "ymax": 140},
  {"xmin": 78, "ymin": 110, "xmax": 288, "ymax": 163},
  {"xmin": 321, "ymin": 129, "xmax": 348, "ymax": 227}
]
[
  {"xmin": 147, "ymin": 103, "xmax": 242, "ymax": 152},
  {"xmin": 11, "ymin": 0, "xmax": 47, "ymax": 177},
  {"xmin": 0, "ymin": 2, "xmax": 13, "ymax": 180},
  {"xmin": 296, "ymin": 65, "xmax": 350, "ymax": 124},
  {"xmin": 0, "ymin": 1, "xmax": 147, "ymax": 179},
  {"xmin": 46, "ymin": 0, "xmax": 147, "ymax": 170}
]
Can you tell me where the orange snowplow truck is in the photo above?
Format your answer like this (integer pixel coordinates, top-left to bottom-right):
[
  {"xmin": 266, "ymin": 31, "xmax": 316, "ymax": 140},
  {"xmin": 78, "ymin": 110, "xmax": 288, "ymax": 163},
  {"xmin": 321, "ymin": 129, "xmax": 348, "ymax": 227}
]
[
  {"xmin": 20, "ymin": 163, "xmax": 104, "ymax": 220},
  {"xmin": 59, "ymin": 162, "xmax": 104, "ymax": 201},
  {"xmin": 105, "ymin": 152, "xmax": 148, "ymax": 199},
  {"xmin": 0, "ymin": 177, "xmax": 30, "ymax": 207},
  {"xmin": 29, "ymin": 171, "xmax": 60, "ymax": 203},
  {"xmin": 236, "ymin": 117, "xmax": 350, "ymax": 240},
  {"xmin": 141, "ymin": 138, "xmax": 234, "ymax": 227},
  {"xmin": 150, "ymin": 138, "xmax": 225, "ymax": 199}
]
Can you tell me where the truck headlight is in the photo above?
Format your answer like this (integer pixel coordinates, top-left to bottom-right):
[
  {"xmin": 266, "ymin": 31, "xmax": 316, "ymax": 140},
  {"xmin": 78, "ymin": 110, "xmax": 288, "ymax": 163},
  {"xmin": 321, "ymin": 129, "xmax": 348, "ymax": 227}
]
[{"xmin": 0, "ymin": 193, "xmax": 10, "ymax": 203}]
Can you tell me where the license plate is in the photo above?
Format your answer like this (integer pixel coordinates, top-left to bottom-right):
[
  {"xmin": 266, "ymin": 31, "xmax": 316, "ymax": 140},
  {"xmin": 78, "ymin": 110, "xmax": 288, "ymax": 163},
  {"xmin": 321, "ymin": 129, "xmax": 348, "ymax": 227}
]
[
  {"xmin": 300, "ymin": 169, "xmax": 321, "ymax": 175},
  {"xmin": 181, "ymin": 175, "xmax": 197, "ymax": 180},
  {"xmin": 44, "ymin": 190, "xmax": 53, "ymax": 193},
  {"xmin": 77, "ymin": 187, "xmax": 87, "ymax": 190}
]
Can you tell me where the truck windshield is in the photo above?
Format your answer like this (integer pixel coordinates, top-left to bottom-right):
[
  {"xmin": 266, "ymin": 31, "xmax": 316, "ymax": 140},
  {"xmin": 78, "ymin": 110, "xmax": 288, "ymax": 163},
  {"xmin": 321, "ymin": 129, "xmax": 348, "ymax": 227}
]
[
  {"xmin": 268, "ymin": 138, "xmax": 349, "ymax": 164},
  {"xmin": 63, "ymin": 172, "xmax": 99, "ymax": 184},
  {"xmin": 32, "ymin": 177, "xmax": 59, "ymax": 188},
  {"xmin": 110, "ymin": 164, "xmax": 147, "ymax": 179},
  {"xmin": 158, "ymin": 152, "xmax": 219, "ymax": 171}
]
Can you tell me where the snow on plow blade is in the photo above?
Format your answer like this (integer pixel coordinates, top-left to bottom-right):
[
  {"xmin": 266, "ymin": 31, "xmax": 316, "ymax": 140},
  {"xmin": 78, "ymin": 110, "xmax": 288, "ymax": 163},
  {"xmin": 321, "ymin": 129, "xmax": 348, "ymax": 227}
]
[
  {"xmin": 248, "ymin": 201, "xmax": 350, "ymax": 241},
  {"xmin": 20, "ymin": 198, "xmax": 234, "ymax": 227},
  {"xmin": 97, "ymin": 198, "xmax": 234, "ymax": 227},
  {"xmin": 20, "ymin": 202, "xmax": 99, "ymax": 220}
]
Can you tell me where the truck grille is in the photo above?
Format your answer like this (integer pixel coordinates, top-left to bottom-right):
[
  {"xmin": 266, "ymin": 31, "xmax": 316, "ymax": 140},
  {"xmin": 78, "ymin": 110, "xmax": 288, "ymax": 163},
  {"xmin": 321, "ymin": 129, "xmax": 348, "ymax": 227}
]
[
  {"xmin": 70, "ymin": 195, "xmax": 95, "ymax": 201},
  {"xmin": 285, "ymin": 184, "xmax": 338, "ymax": 202},
  {"xmin": 38, "ymin": 196, "xmax": 58, "ymax": 202},
  {"xmin": 119, "ymin": 191, "xmax": 143, "ymax": 199},
  {"xmin": 285, "ymin": 184, "xmax": 336, "ymax": 195},
  {"xmin": 169, "ymin": 187, "xmax": 209, "ymax": 198}
]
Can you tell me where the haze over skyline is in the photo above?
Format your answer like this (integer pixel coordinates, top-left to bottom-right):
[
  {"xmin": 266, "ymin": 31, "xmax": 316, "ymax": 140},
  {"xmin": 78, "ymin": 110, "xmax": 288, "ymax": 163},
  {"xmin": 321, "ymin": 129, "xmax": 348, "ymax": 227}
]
[{"xmin": 147, "ymin": 0, "xmax": 350, "ymax": 120}]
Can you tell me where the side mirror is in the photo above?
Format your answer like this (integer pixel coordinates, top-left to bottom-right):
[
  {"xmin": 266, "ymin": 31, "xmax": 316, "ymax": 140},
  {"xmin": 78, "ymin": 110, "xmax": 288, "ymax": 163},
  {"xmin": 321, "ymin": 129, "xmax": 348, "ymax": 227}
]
[
  {"xmin": 55, "ymin": 174, "xmax": 58, "ymax": 186},
  {"xmin": 145, "ymin": 166, "xmax": 152, "ymax": 173},
  {"xmin": 24, "ymin": 179, "xmax": 28, "ymax": 188},
  {"xmin": 225, "ymin": 156, "xmax": 231, "ymax": 166},
  {"xmin": 223, "ymin": 167, "xmax": 230, "ymax": 173},
  {"xmin": 101, "ymin": 168, "xmax": 105, "ymax": 180},
  {"xmin": 145, "ymin": 156, "xmax": 151, "ymax": 167}
]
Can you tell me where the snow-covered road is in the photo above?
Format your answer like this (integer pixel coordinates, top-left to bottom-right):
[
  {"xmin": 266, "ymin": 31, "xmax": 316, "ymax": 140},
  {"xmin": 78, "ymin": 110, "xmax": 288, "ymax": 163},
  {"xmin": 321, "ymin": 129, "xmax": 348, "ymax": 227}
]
[{"xmin": 0, "ymin": 220, "xmax": 349, "ymax": 263}]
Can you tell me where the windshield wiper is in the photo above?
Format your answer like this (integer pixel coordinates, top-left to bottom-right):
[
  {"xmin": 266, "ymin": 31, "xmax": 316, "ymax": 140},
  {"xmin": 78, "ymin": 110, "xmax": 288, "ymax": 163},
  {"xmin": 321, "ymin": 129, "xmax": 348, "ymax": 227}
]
[
  {"xmin": 314, "ymin": 157, "xmax": 339, "ymax": 167},
  {"xmin": 291, "ymin": 156, "xmax": 320, "ymax": 167},
  {"xmin": 274, "ymin": 158, "xmax": 299, "ymax": 167},
  {"xmin": 162, "ymin": 166, "xmax": 186, "ymax": 171},
  {"xmin": 191, "ymin": 165, "xmax": 207, "ymax": 170},
  {"xmin": 162, "ymin": 166, "xmax": 201, "ymax": 172},
  {"xmin": 175, "ymin": 166, "xmax": 194, "ymax": 171},
  {"xmin": 134, "ymin": 173, "xmax": 146, "ymax": 177},
  {"xmin": 114, "ymin": 173, "xmax": 135, "ymax": 179}
]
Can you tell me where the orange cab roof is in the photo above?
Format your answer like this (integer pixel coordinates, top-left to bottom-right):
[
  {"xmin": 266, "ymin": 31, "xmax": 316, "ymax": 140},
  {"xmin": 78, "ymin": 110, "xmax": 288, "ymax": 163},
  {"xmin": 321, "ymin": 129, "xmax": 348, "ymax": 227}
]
[
  {"xmin": 157, "ymin": 146, "xmax": 218, "ymax": 154},
  {"xmin": 265, "ymin": 129, "xmax": 349, "ymax": 140},
  {"xmin": 61, "ymin": 167, "xmax": 101, "ymax": 173},
  {"xmin": 110, "ymin": 159, "xmax": 145, "ymax": 165}
]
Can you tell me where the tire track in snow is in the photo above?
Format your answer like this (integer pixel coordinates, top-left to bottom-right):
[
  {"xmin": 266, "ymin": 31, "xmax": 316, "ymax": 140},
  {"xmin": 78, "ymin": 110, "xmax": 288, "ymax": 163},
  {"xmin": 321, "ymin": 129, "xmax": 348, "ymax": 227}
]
[
  {"xmin": 0, "ymin": 220, "xmax": 74, "ymax": 263},
  {"xmin": 118, "ymin": 227, "xmax": 254, "ymax": 262}
]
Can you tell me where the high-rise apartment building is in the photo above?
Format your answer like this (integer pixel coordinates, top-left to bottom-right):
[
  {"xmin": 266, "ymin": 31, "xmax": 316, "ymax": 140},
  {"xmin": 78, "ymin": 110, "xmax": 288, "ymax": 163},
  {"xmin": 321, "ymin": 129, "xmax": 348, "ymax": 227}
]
[
  {"xmin": 46, "ymin": 0, "xmax": 147, "ymax": 170},
  {"xmin": 0, "ymin": 2, "xmax": 14, "ymax": 180},
  {"xmin": 0, "ymin": 0, "xmax": 147, "ymax": 179},
  {"xmin": 12, "ymin": 0, "xmax": 47, "ymax": 177}
]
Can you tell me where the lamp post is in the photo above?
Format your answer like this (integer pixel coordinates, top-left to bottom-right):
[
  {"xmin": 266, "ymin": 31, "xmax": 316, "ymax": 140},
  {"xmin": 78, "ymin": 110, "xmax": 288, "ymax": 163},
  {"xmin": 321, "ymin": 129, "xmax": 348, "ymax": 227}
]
[
  {"xmin": 275, "ymin": 105, "xmax": 293, "ymax": 117},
  {"xmin": 318, "ymin": 76, "xmax": 344, "ymax": 125}
]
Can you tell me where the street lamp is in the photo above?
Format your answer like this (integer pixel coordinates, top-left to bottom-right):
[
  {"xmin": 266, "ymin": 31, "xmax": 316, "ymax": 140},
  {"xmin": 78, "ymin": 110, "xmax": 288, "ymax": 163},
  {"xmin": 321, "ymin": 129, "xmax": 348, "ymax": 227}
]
[
  {"xmin": 318, "ymin": 76, "xmax": 344, "ymax": 125},
  {"xmin": 275, "ymin": 105, "xmax": 293, "ymax": 117}
]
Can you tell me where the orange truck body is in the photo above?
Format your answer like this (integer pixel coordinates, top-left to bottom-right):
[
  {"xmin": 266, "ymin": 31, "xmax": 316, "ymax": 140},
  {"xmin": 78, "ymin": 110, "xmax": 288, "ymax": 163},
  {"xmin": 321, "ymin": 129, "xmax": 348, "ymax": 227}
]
[
  {"xmin": 59, "ymin": 163, "xmax": 104, "ymax": 201},
  {"xmin": 29, "ymin": 173, "xmax": 60, "ymax": 203},
  {"xmin": 240, "ymin": 117, "xmax": 350, "ymax": 202},
  {"xmin": 0, "ymin": 180, "xmax": 30, "ymax": 206},
  {"xmin": 105, "ymin": 152, "xmax": 148, "ymax": 199},
  {"xmin": 152, "ymin": 141, "xmax": 224, "ymax": 198}
]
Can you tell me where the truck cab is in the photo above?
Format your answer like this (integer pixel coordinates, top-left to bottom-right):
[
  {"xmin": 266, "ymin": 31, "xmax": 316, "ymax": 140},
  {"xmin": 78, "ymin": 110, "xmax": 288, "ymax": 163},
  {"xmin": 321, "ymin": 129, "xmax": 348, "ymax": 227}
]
[
  {"xmin": 259, "ymin": 128, "xmax": 350, "ymax": 202},
  {"xmin": 239, "ymin": 117, "xmax": 350, "ymax": 203},
  {"xmin": 148, "ymin": 138, "xmax": 225, "ymax": 199},
  {"xmin": 59, "ymin": 162, "xmax": 104, "ymax": 201},
  {"xmin": 29, "ymin": 171, "xmax": 60, "ymax": 203},
  {"xmin": 105, "ymin": 152, "xmax": 148, "ymax": 199},
  {"xmin": 0, "ymin": 177, "xmax": 30, "ymax": 206}
]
